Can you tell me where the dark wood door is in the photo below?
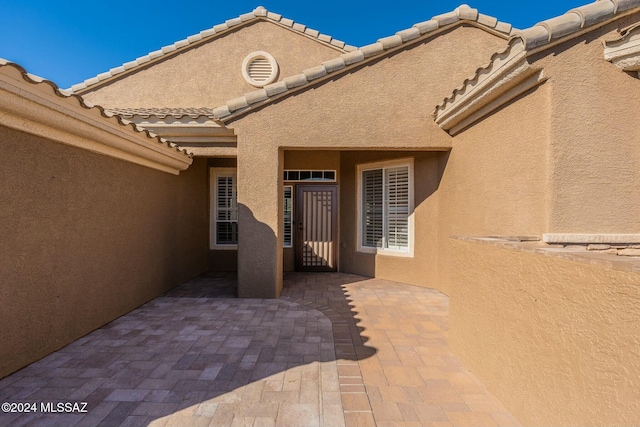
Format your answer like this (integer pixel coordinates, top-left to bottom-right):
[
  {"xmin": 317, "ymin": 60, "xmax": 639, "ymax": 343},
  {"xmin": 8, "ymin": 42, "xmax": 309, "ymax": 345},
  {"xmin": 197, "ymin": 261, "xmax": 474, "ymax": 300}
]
[{"xmin": 295, "ymin": 185, "xmax": 338, "ymax": 271}]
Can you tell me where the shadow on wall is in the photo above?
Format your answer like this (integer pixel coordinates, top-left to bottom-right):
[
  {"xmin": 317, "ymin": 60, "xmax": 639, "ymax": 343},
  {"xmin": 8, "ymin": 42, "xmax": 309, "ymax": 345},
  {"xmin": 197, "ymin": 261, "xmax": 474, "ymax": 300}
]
[
  {"xmin": 237, "ymin": 203, "xmax": 283, "ymax": 298},
  {"xmin": 339, "ymin": 150, "xmax": 451, "ymax": 280},
  {"xmin": 0, "ymin": 275, "xmax": 377, "ymax": 426}
]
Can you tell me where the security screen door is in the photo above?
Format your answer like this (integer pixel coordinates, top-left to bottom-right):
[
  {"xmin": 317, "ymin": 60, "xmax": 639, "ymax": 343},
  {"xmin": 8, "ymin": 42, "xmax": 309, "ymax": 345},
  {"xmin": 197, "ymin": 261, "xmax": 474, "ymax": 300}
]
[{"xmin": 295, "ymin": 185, "xmax": 337, "ymax": 271}]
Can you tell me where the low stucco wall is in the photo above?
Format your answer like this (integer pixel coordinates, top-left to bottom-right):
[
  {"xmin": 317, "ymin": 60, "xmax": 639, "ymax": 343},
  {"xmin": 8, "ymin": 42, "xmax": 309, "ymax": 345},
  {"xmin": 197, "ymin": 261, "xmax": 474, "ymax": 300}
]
[
  {"xmin": 449, "ymin": 238, "xmax": 640, "ymax": 426},
  {"xmin": 0, "ymin": 126, "xmax": 209, "ymax": 378}
]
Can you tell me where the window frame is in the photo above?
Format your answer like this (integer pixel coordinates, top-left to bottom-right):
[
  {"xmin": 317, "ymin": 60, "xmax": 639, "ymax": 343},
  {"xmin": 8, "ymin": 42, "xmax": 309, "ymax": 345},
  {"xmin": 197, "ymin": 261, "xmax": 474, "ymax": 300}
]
[
  {"xmin": 356, "ymin": 158, "xmax": 414, "ymax": 257},
  {"xmin": 209, "ymin": 168, "xmax": 238, "ymax": 250}
]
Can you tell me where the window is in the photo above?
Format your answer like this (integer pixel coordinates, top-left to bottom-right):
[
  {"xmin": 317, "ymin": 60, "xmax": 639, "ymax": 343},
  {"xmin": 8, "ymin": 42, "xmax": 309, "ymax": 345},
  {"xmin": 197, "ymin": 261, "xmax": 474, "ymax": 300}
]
[
  {"xmin": 283, "ymin": 170, "xmax": 336, "ymax": 182},
  {"xmin": 210, "ymin": 169, "xmax": 237, "ymax": 249},
  {"xmin": 358, "ymin": 159, "xmax": 413, "ymax": 255},
  {"xmin": 283, "ymin": 186, "xmax": 293, "ymax": 248},
  {"xmin": 209, "ymin": 169, "xmax": 295, "ymax": 249}
]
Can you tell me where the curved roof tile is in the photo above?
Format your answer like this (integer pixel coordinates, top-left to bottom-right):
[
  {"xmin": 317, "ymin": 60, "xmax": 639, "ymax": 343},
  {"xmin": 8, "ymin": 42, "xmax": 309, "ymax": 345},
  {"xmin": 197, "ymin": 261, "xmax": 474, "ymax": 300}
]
[
  {"xmin": 604, "ymin": 22, "xmax": 640, "ymax": 72},
  {"xmin": 435, "ymin": 0, "xmax": 640, "ymax": 131},
  {"xmin": 71, "ymin": 6, "xmax": 356, "ymax": 93},
  {"xmin": 513, "ymin": 0, "xmax": 640, "ymax": 50},
  {"xmin": 209, "ymin": 4, "xmax": 514, "ymax": 121},
  {"xmin": 0, "ymin": 58, "xmax": 192, "ymax": 157},
  {"xmin": 107, "ymin": 107, "xmax": 221, "ymax": 120}
]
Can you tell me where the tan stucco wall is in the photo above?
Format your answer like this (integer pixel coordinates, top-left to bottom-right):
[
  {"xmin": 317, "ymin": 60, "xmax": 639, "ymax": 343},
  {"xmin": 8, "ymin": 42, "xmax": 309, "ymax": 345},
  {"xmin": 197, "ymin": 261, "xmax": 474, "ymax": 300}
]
[
  {"xmin": 439, "ymin": 15, "xmax": 640, "ymax": 426},
  {"xmin": 231, "ymin": 25, "xmax": 506, "ymax": 151},
  {"xmin": 449, "ymin": 239, "xmax": 640, "ymax": 426},
  {"xmin": 81, "ymin": 21, "xmax": 342, "ymax": 108},
  {"xmin": 229, "ymin": 26, "xmax": 507, "ymax": 296},
  {"xmin": 236, "ymin": 147, "xmax": 283, "ymax": 298},
  {"xmin": 436, "ymin": 83, "xmax": 551, "ymax": 294},
  {"xmin": 0, "ymin": 126, "xmax": 208, "ymax": 378},
  {"xmin": 534, "ymin": 14, "xmax": 640, "ymax": 233}
]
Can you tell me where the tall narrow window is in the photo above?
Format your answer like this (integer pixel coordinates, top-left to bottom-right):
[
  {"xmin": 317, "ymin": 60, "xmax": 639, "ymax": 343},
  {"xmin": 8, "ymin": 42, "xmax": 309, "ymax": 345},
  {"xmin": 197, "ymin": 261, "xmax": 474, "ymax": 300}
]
[
  {"xmin": 213, "ymin": 171, "xmax": 237, "ymax": 246},
  {"xmin": 359, "ymin": 160, "xmax": 412, "ymax": 254},
  {"xmin": 362, "ymin": 169, "xmax": 383, "ymax": 247},
  {"xmin": 283, "ymin": 186, "xmax": 293, "ymax": 248},
  {"xmin": 385, "ymin": 166, "xmax": 409, "ymax": 250}
]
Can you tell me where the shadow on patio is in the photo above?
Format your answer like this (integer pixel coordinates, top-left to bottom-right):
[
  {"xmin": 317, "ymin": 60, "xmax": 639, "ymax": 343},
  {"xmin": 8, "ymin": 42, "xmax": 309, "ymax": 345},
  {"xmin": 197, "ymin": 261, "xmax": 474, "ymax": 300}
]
[
  {"xmin": 0, "ymin": 272, "xmax": 378, "ymax": 427},
  {"xmin": 0, "ymin": 272, "xmax": 520, "ymax": 427}
]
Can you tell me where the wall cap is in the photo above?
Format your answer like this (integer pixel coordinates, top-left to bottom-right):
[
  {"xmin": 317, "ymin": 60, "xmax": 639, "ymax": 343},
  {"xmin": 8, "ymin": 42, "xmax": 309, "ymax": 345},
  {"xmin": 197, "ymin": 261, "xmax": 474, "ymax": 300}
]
[
  {"xmin": 452, "ymin": 235, "xmax": 640, "ymax": 273},
  {"xmin": 542, "ymin": 233, "xmax": 640, "ymax": 244}
]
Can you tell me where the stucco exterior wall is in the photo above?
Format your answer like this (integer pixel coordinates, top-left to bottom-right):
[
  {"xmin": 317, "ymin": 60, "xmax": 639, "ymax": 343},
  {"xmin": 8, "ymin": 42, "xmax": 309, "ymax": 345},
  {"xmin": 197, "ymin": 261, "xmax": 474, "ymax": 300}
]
[
  {"xmin": 0, "ymin": 126, "xmax": 208, "ymax": 378},
  {"xmin": 230, "ymin": 25, "xmax": 506, "ymax": 150},
  {"xmin": 80, "ymin": 21, "xmax": 342, "ymax": 108},
  {"xmin": 236, "ymin": 147, "xmax": 283, "ymax": 298},
  {"xmin": 449, "ymin": 238, "xmax": 640, "ymax": 426},
  {"xmin": 536, "ymin": 14, "xmax": 640, "ymax": 233},
  {"xmin": 340, "ymin": 151, "xmax": 442, "ymax": 286},
  {"xmin": 228, "ymin": 26, "xmax": 507, "ymax": 295},
  {"xmin": 437, "ymin": 84, "xmax": 551, "ymax": 294}
]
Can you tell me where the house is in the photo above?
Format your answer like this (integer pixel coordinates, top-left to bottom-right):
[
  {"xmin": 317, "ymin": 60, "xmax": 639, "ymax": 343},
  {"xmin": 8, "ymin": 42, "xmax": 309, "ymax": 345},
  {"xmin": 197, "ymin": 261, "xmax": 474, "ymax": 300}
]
[{"xmin": 1, "ymin": 0, "xmax": 640, "ymax": 424}]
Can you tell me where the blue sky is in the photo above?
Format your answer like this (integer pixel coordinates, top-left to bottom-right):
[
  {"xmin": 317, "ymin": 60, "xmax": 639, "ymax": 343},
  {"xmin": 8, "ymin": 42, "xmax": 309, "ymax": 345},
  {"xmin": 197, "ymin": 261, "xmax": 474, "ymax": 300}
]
[{"xmin": 1, "ymin": 0, "xmax": 588, "ymax": 89}]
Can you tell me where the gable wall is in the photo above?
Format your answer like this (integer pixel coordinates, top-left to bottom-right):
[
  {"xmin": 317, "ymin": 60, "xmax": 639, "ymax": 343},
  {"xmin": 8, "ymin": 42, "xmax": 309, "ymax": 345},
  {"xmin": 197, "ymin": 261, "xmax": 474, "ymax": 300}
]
[
  {"xmin": 228, "ymin": 26, "xmax": 507, "ymax": 292},
  {"xmin": 81, "ymin": 21, "xmax": 342, "ymax": 108},
  {"xmin": 230, "ymin": 25, "xmax": 505, "ymax": 151},
  {"xmin": 538, "ymin": 12, "xmax": 640, "ymax": 233}
]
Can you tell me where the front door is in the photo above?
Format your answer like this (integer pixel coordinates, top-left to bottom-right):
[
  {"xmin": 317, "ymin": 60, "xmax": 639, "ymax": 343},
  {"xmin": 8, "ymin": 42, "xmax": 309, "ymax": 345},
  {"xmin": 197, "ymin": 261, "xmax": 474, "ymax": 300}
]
[{"xmin": 295, "ymin": 185, "xmax": 337, "ymax": 271}]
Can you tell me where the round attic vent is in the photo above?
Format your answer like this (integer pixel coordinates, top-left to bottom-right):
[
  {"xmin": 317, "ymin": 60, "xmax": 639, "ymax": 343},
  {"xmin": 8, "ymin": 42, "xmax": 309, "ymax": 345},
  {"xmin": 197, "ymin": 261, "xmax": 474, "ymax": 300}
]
[{"xmin": 242, "ymin": 51, "xmax": 278, "ymax": 87}]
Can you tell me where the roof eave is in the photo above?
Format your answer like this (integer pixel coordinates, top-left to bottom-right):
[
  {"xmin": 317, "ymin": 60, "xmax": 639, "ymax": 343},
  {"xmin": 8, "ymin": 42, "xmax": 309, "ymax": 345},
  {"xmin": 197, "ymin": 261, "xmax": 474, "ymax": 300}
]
[
  {"xmin": 434, "ymin": 41, "xmax": 547, "ymax": 135},
  {"xmin": 604, "ymin": 22, "xmax": 640, "ymax": 71},
  {"xmin": 434, "ymin": 0, "xmax": 640, "ymax": 134},
  {"xmin": 70, "ymin": 7, "xmax": 353, "ymax": 95},
  {"xmin": 213, "ymin": 9, "xmax": 515, "ymax": 123},
  {"xmin": 0, "ymin": 59, "xmax": 192, "ymax": 175}
]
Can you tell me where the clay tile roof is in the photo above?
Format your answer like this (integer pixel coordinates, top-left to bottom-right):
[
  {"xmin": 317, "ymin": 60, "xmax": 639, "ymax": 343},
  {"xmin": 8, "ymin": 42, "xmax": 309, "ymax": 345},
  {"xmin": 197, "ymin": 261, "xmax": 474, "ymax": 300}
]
[
  {"xmin": 107, "ymin": 107, "xmax": 221, "ymax": 120},
  {"xmin": 604, "ymin": 22, "xmax": 640, "ymax": 72},
  {"xmin": 0, "ymin": 57, "xmax": 192, "ymax": 157},
  {"xmin": 71, "ymin": 6, "xmax": 356, "ymax": 94},
  {"xmin": 208, "ymin": 4, "xmax": 514, "ymax": 121},
  {"xmin": 434, "ymin": 0, "xmax": 640, "ymax": 133},
  {"xmin": 513, "ymin": 0, "xmax": 640, "ymax": 50}
]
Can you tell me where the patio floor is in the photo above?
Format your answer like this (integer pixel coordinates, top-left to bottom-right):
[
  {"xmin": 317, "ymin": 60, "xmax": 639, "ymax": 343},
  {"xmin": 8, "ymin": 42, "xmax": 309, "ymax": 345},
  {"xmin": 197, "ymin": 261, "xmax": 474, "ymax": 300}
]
[{"xmin": 0, "ymin": 273, "xmax": 520, "ymax": 427}]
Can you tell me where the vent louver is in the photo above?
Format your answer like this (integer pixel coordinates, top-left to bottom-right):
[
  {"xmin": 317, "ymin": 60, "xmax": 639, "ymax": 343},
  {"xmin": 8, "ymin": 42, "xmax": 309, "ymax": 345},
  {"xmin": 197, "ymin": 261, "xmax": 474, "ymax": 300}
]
[
  {"xmin": 242, "ymin": 51, "xmax": 278, "ymax": 87},
  {"xmin": 248, "ymin": 58, "xmax": 272, "ymax": 82}
]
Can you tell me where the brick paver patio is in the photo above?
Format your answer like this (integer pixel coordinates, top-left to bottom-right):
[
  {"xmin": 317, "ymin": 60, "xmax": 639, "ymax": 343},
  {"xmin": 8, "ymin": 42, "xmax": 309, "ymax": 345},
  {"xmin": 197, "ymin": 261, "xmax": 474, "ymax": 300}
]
[{"xmin": 0, "ymin": 273, "xmax": 520, "ymax": 427}]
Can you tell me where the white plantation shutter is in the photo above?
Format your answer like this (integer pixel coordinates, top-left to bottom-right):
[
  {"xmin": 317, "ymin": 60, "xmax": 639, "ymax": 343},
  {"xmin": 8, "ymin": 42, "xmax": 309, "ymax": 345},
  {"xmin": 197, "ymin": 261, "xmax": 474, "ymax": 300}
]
[
  {"xmin": 361, "ymin": 164, "xmax": 410, "ymax": 251},
  {"xmin": 216, "ymin": 174, "xmax": 238, "ymax": 245},
  {"xmin": 385, "ymin": 167, "xmax": 409, "ymax": 250},
  {"xmin": 362, "ymin": 169, "xmax": 383, "ymax": 248}
]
